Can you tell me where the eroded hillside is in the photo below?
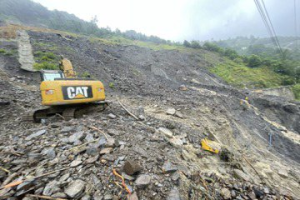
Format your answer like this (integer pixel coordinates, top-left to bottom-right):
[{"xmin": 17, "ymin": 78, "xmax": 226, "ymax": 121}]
[{"xmin": 0, "ymin": 25, "xmax": 300, "ymax": 200}]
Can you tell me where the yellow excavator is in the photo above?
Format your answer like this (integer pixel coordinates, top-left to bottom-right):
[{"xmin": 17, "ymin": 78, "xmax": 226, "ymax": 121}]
[{"xmin": 29, "ymin": 58, "xmax": 108, "ymax": 122}]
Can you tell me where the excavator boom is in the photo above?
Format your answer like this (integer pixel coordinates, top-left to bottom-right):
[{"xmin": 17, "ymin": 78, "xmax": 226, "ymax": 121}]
[{"xmin": 60, "ymin": 58, "xmax": 76, "ymax": 78}]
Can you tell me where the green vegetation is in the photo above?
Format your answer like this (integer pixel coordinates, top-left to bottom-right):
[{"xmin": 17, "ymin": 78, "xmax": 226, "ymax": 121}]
[
  {"xmin": 34, "ymin": 51, "xmax": 58, "ymax": 62},
  {"xmin": 247, "ymin": 55, "xmax": 262, "ymax": 68},
  {"xmin": 33, "ymin": 51, "xmax": 59, "ymax": 70},
  {"xmin": 108, "ymin": 82, "xmax": 115, "ymax": 89},
  {"xmin": 33, "ymin": 42, "xmax": 58, "ymax": 51},
  {"xmin": 210, "ymin": 60, "xmax": 287, "ymax": 88},
  {"xmin": 183, "ymin": 40, "xmax": 300, "ymax": 99},
  {"xmin": 81, "ymin": 71, "xmax": 91, "ymax": 78},
  {"xmin": 292, "ymin": 84, "xmax": 300, "ymax": 100},
  {"xmin": 90, "ymin": 36, "xmax": 183, "ymax": 51},
  {"xmin": 0, "ymin": 0, "xmax": 176, "ymax": 46},
  {"xmin": 34, "ymin": 62, "xmax": 59, "ymax": 70},
  {"xmin": 0, "ymin": 48, "xmax": 16, "ymax": 56},
  {"xmin": 4, "ymin": 0, "xmax": 298, "ymax": 98}
]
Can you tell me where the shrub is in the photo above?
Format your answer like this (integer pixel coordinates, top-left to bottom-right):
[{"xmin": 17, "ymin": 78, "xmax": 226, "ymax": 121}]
[
  {"xmin": 190, "ymin": 41, "xmax": 201, "ymax": 49},
  {"xmin": 0, "ymin": 49, "xmax": 6, "ymax": 54},
  {"xmin": 34, "ymin": 51, "xmax": 44, "ymax": 56},
  {"xmin": 292, "ymin": 84, "xmax": 300, "ymax": 100},
  {"xmin": 203, "ymin": 42, "xmax": 223, "ymax": 53},
  {"xmin": 248, "ymin": 55, "xmax": 262, "ymax": 68},
  {"xmin": 44, "ymin": 52, "xmax": 56, "ymax": 59},
  {"xmin": 34, "ymin": 51, "xmax": 57, "ymax": 62},
  {"xmin": 109, "ymin": 82, "xmax": 115, "ymax": 89},
  {"xmin": 233, "ymin": 57, "xmax": 243, "ymax": 64},
  {"xmin": 281, "ymin": 77, "xmax": 295, "ymax": 86},
  {"xmin": 183, "ymin": 40, "xmax": 191, "ymax": 48},
  {"xmin": 224, "ymin": 49, "xmax": 239, "ymax": 60},
  {"xmin": 82, "ymin": 71, "xmax": 91, "ymax": 78}
]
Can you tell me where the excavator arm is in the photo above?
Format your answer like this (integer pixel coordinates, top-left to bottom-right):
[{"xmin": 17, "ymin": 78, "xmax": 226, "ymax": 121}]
[{"xmin": 59, "ymin": 58, "xmax": 77, "ymax": 78}]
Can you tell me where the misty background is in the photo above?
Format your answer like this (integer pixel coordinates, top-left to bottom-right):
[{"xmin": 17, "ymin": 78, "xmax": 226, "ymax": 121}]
[{"xmin": 31, "ymin": 0, "xmax": 299, "ymax": 41}]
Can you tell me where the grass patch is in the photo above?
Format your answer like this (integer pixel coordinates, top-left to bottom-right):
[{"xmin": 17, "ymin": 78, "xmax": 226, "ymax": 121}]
[
  {"xmin": 292, "ymin": 84, "xmax": 300, "ymax": 100},
  {"xmin": 63, "ymin": 46, "xmax": 76, "ymax": 53},
  {"xmin": 34, "ymin": 62, "xmax": 59, "ymax": 70},
  {"xmin": 33, "ymin": 41, "xmax": 58, "ymax": 51},
  {"xmin": 34, "ymin": 51, "xmax": 58, "ymax": 62},
  {"xmin": 90, "ymin": 36, "xmax": 185, "ymax": 51},
  {"xmin": 0, "ymin": 48, "xmax": 17, "ymax": 56},
  {"xmin": 210, "ymin": 59, "xmax": 288, "ymax": 89},
  {"xmin": 33, "ymin": 51, "xmax": 60, "ymax": 70}
]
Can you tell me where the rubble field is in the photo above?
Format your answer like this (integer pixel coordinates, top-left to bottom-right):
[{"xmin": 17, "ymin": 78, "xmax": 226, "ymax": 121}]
[{"xmin": 0, "ymin": 27, "xmax": 300, "ymax": 200}]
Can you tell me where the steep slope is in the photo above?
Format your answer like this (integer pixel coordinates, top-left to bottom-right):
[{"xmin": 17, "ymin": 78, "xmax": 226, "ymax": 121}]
[
  {"xmin": 0, "ymin": 25, "xmax": 300, "ymax": 199},
  {"xmin": 0, "ymin": 0, "xmax": 103, "ymax": 37},
  {"xmin": 0, "ymin": 0, "xmax": 170, "ymax": 44}
]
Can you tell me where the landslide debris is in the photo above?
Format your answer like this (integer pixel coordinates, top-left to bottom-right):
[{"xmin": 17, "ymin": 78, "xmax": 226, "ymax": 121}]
[{"xmin": 0, "ymin": 26, "xmax": 300, "ymax": 199}]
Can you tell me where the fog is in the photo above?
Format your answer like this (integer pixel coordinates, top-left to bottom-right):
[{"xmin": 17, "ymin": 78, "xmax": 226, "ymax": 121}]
[{"xmin": 32, "ymin": 0, "xmax": 299, "ymax": 41}]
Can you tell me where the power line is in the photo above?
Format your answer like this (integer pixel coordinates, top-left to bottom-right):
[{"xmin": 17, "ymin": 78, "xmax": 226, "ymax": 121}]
[
  {"xmin": 253, "ymin": 0, "xmax": 277, "ymax": 46},
  {"xmin": 295, "ymin": 0, "xmax": 298, "ymax": 37},
  {"xmin": 253, "ymin": 0, "xmax": 283, "ymax": 54},
  {"xmin": 261, "ymin": 0, "xmax": 282, "ymax": 52},
  {"xmin": 294, "ymin": 0, "xmax": 299, "ymax": 49}
]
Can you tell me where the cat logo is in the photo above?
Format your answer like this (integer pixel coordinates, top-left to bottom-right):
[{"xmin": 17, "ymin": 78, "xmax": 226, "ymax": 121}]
[{"xmin": 62, "ymin": 86, "xmax": 93, "ymax": 100}]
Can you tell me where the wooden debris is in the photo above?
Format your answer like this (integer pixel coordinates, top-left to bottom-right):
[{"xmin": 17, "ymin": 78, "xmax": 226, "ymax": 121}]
[
  {"xmin": 27, "ymin": 194, "xmax": 67, "ymax": 200},
  {"xmin": 0, "ymin": 166, "xmax": 10, "ymax": 174},
  {"xmin": 0, "ymin": 167, "xmax": 69, "ymax": 189},
  {"xmin": 117, "ymin": 99, "xmax": 139, "ymax": 120},
  {"xmin": 88, "ymin": 126, "xmax": 109, "ymax": 140}
]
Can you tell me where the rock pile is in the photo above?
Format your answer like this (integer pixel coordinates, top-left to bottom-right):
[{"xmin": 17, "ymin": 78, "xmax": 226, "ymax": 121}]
[
  {"xmin": 0, "ymin": 103, "xmax": 296, "ymax": 199},
  {"xmin": 0, "ymin": 27, "xmax": 299, "ymax": 199}
]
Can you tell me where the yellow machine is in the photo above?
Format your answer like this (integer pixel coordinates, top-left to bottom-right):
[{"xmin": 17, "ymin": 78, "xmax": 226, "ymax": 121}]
[
  {"xmin": 201, "ymin": 138, "xmax": 219, "ymax": 154},
  {"xmin": 31, "ymin": 59, "xmax": 107, "ymax": 122}
]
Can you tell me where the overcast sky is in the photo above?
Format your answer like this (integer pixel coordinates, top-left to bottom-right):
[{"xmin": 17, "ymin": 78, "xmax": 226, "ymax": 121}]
[{"xmin": 32, "ymin": 0, "xmax": 299, "ymax": 41}]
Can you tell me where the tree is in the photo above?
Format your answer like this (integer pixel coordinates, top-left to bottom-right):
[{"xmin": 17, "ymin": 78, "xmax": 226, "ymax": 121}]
[
  {"xmin": 203, "ymin": 42, "xmax": 222, "ymax": 53},
  {"xmin": 115, "ymin": 28, "xmax": 121, "ymax": 35},
  {"xmin": 90, "ymin": 15, "xmax": 98, "ymax": 25},
  {"xmin": 224, "ymin": 49, "xmax": 238, "ymax": 60},
  {"xmin": 248, "ymin": 55, "xmax": 262, "ymax": 68},
  {"xmin": 183, "ymin": 40, "xmax": 191, "ymax": 47},
  {"xmin": 190, "ymin": 40, "xmax": 201, "ymax": 49}
]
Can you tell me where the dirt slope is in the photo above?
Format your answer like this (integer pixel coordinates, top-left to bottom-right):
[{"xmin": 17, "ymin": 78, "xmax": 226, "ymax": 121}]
[{"xmin": 0, "ymin": 26, "xmax": 299, "ymax": 200}]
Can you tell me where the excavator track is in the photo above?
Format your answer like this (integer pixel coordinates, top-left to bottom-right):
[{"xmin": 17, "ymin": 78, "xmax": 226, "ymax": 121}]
[{"xmin": 24, "ymin": 102, "xmax": 108, "ymax": 123}]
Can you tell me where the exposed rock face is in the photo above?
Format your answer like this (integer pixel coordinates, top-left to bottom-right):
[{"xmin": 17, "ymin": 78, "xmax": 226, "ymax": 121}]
[{"xmin": 253, "ymin": 86, "xmax": 295, "ymax": 100}]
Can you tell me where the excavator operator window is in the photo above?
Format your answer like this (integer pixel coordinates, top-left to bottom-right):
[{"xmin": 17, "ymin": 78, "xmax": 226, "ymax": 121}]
[{"xmin": 40, "ymin": 70, "xmax": 64, "ymax": 81}]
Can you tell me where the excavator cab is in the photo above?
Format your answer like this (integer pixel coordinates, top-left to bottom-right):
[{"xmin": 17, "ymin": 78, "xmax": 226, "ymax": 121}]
[{"xmin": 40, "ymin": 70, "xmax": 65, "ymax": 81}]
